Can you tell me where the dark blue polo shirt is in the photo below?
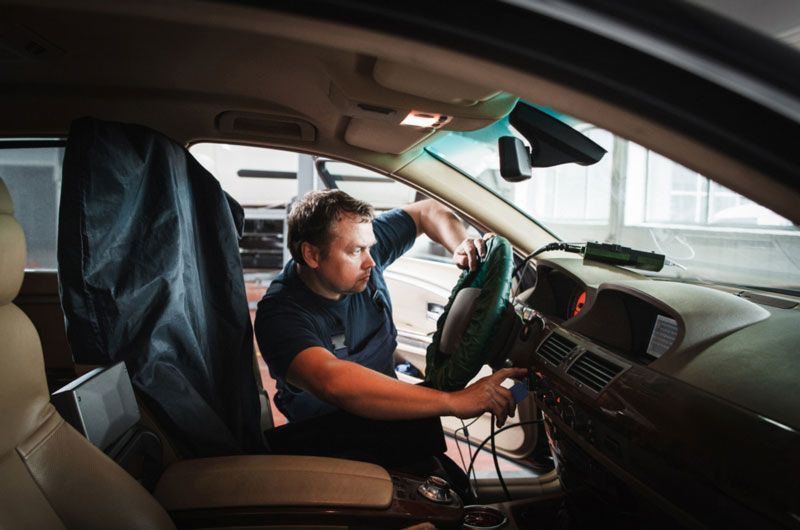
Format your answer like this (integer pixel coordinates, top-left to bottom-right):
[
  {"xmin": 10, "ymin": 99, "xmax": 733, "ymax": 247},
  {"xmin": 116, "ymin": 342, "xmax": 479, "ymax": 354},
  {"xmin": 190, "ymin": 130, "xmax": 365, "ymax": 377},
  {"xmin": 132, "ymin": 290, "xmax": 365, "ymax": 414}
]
[{"xmin": 254, "ymin": 208, "xmax": 417, "ymax": 384}]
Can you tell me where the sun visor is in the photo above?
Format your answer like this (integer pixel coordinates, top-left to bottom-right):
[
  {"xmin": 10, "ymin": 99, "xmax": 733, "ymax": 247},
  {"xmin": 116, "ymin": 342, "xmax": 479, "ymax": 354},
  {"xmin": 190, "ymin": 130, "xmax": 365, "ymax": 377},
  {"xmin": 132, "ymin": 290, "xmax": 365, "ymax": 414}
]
[{"xmin": 344, "ymin": 118, "xmax": 435, "ymax": 154}]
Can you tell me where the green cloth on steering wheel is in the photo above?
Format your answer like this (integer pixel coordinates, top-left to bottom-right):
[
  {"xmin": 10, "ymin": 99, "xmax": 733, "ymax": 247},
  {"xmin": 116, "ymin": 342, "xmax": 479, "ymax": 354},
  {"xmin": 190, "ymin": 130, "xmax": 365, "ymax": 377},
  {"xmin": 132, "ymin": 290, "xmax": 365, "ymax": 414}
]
[{"xmin": 424, "ymin": 236, "xmax": 513, "ymax": 391}]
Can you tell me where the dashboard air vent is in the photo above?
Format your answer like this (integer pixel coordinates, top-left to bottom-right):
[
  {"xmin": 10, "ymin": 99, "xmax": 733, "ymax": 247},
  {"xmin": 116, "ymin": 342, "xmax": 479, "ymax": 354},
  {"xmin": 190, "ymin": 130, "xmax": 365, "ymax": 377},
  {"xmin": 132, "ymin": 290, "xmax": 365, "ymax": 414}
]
[
  {"xmin": 537, "ymin": 333, "xmax": 576, "ymax": 366},
  {"xmin": 567, "ymin": 351, "xmax": 623, "ymax": 393}
]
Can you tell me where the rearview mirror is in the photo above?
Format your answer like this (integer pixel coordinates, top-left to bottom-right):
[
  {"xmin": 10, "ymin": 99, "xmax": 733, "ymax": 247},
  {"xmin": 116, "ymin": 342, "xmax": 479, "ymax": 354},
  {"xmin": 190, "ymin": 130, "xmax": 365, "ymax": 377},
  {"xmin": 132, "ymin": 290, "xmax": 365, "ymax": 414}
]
[{"xmin": 498, "ymin": 136, "xmax": 532, "ymax": 182}]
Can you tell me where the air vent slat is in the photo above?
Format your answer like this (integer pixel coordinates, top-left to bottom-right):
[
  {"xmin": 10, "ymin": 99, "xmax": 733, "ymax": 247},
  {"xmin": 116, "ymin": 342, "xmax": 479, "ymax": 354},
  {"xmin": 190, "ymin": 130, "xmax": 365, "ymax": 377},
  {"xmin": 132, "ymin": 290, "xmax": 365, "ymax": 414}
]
[
  {"xmin": 567, "ymin": 366, "xmax": 606, "ymax": 390},
  {"xmin": 549, "ymin": 343, "xmax": 573, "ymax": 355},
  {"xmin": 542, "ymin": 345, "xmax": 571, "ymax": 358},
  {"xmin": 538, "ymin": 348, "xmax": 564, "ymax": 366},
  {"xmin": 537, "ymin": 333, "xmax": 576, "ymax": 366},
  {"xmin": 567, "ymin": 351, "xmax": 623, "ymax": 393},
  {"xmin": 572, "ymin": 360, "xmax": 614, "ymax": 380},
  {"xmin": 577, "ymin": 357, "xmax": 617, "ymax": 378}
]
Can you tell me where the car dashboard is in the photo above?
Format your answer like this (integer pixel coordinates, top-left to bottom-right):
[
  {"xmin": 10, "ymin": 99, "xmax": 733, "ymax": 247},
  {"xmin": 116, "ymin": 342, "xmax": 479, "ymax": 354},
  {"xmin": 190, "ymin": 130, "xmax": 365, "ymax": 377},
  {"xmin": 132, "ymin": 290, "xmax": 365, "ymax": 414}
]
[{"xmin": 516, "ymin": 255, "xmax": 800, "ymax": 529}]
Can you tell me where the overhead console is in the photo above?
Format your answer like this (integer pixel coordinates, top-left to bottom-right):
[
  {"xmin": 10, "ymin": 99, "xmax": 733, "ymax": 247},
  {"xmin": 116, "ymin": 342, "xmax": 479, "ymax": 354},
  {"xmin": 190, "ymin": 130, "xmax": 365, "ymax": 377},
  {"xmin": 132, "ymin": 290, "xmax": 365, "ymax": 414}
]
[{"xmin": 323, "ymin": 55, "xmax": 517, "ymax": 154}]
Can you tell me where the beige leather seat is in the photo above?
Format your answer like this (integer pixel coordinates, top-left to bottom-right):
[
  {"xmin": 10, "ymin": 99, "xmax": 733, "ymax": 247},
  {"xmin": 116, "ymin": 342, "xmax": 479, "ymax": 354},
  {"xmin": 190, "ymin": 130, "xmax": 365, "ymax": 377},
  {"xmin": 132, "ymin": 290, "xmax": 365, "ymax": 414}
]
[{"xmin": 0, "ymin": 178, "xmax": 175, "ymax": 530}]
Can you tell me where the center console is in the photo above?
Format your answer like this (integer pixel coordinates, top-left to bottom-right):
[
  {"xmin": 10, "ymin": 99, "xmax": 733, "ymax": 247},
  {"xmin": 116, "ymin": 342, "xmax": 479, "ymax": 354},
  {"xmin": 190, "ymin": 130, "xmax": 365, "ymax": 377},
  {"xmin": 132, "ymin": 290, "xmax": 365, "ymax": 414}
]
[{"xmin": 156, "ymin": 457, "xmax": 464, "ymax": 529}]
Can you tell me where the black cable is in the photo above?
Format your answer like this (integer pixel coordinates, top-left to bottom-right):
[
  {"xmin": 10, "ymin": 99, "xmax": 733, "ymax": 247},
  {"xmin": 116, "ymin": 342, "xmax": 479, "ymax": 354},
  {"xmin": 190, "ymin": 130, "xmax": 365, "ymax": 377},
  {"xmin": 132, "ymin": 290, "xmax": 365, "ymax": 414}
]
[
  {"xmin": 458, "ymin": 416, "xmax": 482, "ymax": 432},
  {"xmin": 510, "ymin": 242, "xmax": 583, "ymax": 299},
  {"xmin": 511, "ymin": 243, "xmax": 557, "ymax": 281},
  {"xmin": 465, "ymin": 419, "xmax": 544, "ymax": 485},
  {"xmin": 455, "ymin": 418, "xmax": 480, "ymax": 499},
  {"xmin": 454, "ymin": 420, "xmax": 470, "ymax": 472},
  {"xmin": 490, "ymin": 414, "xmax": 512, "ymax": 502}
]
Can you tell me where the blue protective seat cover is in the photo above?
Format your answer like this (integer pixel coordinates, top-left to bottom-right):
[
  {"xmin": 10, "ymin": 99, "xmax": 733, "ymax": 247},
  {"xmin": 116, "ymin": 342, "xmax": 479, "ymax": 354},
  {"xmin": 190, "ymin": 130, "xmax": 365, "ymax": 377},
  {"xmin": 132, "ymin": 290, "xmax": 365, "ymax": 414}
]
[{"xmin": 58, "ymin": 117, "xmax": 264, "ymax": 456}]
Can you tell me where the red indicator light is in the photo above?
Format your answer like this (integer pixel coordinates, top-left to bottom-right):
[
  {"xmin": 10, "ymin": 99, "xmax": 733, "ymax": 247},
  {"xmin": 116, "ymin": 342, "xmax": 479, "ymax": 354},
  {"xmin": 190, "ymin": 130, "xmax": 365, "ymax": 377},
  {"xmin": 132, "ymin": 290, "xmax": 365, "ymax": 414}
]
[
  {"xmin": 556, "ymin": 396, "xmax": 561, "ymax": 404},
  {"xmin": 572, "ymin": 291, "xmax": 587, "ymax": 317}
]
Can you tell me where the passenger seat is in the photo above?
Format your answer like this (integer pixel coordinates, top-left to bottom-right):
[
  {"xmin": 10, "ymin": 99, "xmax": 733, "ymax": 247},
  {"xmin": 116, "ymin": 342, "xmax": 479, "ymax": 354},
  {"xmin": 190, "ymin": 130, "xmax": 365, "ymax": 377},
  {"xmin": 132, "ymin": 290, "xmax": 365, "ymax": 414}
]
[{"xmin": 0, "ymin": 178, "xmax": 176, "ymax": 530}]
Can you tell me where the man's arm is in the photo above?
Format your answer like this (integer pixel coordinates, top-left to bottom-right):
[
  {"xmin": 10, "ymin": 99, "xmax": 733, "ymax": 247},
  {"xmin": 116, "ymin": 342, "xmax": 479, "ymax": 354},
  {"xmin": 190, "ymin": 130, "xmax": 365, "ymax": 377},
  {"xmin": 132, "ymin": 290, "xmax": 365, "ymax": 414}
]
[
  {"xmin": 287, "ymin": 346, "xmax": 527, "ymax": 427},
  {"xmin": 402, "ymin": 199, "xmax": 466, "ymax": 253},
  {"xmin": 401, "ymin": 199, "xmax": 491, "ymax": 271}
]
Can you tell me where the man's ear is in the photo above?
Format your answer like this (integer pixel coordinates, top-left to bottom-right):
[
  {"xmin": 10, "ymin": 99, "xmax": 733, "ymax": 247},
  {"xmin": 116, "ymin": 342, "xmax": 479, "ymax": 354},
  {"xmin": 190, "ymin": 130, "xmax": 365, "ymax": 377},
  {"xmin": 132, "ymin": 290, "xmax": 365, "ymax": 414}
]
[{"xmin": 300, "ymin": 241, "xmax": 322, "ymax": 269}]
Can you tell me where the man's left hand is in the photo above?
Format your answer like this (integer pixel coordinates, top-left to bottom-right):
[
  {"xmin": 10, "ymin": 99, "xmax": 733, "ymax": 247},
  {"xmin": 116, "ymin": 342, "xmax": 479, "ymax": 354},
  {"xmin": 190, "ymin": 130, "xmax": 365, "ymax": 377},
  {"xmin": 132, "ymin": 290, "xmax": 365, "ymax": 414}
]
[{"xmin": 453, "ymin": 233, "xmax": 495, "ymax": 271}]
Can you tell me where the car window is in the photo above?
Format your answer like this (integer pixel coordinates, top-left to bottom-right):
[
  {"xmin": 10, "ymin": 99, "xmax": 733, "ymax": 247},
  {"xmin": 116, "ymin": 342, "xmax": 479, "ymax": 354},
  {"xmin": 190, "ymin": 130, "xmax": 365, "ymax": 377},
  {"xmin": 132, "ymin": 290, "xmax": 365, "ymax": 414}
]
[
  {"xmin": 320, "ymin": 159, "xmax": 480, "ymax": 263},
  {"xmin": 190, "ymin": 143, "xmax": 301, "ymax": 270},
  {"xmin": 190, "ymin": 143, "xmax": 299, "ymax": 207},
  {"xmin": 319, "ymin": 160, "xmax": 418, "ymax": 210},
  {"xmin": 0, "ymin": 142, "xmax": 64, "ymax": 270},
  {"xmin": 191, "ymin": 142, "xmax": 476, "ymax": 266}
]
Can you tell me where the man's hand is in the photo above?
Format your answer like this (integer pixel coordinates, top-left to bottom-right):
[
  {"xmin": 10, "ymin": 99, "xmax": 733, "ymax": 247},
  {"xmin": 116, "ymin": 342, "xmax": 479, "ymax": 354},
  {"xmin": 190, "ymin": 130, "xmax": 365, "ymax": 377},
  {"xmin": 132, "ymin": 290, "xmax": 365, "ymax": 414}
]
[
  {"xmin": 445, "ymin": 367, "xmax": 529, "ymax": 427},
  {"xmin": 453, "ymin": 233, "xmax": 495, "ymax": 271}
]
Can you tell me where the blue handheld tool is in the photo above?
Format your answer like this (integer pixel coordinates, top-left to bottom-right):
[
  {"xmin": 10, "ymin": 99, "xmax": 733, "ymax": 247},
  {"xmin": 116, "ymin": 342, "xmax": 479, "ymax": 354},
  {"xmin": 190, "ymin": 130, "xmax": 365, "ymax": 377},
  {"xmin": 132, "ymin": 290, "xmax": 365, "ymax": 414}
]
[{"xmin": 510, "ymin": 380, "xmax": 529, "ymax": 403}]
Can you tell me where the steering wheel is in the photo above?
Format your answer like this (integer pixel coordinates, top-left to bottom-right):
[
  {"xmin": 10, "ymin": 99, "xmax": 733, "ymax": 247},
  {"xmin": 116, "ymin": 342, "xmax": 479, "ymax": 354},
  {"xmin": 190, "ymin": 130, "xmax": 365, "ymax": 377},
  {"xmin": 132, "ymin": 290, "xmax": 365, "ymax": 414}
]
[{"xmin": 424, "ymin": 235, "xmax": 513, "ymax": 391}]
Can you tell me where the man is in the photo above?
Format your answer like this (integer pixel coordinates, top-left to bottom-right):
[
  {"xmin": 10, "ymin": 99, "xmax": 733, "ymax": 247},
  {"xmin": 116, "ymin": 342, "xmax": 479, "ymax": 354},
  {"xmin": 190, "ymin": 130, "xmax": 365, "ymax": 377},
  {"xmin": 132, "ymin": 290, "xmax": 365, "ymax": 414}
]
[{"xmin": 255, "ymin": 190, "xmax": 525, "ymax": 431}]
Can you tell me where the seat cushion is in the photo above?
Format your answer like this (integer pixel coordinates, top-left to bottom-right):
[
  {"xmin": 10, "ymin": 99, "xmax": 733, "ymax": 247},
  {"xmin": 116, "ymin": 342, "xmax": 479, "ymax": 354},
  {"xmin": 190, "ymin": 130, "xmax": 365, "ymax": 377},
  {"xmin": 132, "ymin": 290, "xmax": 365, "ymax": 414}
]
[{"xmin": 0, "ymin": 449, "xmax": 67, "ymax": 530}]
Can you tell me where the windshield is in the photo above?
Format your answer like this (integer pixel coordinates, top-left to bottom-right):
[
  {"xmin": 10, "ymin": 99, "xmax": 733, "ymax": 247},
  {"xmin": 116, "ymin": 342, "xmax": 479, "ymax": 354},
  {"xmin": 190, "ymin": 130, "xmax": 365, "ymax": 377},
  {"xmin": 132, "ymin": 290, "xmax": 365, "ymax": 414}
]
[{"xmin": 427, "ymin": 115, "xmax": 800, "ymax": 294}]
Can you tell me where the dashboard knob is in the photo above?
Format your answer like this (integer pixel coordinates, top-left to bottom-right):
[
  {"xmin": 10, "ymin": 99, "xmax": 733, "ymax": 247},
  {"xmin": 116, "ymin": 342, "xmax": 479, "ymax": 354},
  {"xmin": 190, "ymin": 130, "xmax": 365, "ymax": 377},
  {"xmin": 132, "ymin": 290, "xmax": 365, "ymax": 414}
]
[{"xmin": 417, "ymin": 475, "xmax": 453, "ymax": 504}]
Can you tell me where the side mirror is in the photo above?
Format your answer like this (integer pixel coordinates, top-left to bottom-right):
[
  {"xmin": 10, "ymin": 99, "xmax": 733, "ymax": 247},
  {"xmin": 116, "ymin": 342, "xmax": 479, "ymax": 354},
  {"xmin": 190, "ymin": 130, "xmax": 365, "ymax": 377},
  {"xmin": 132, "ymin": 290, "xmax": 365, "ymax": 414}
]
[{"xmin": 498, "ymin": 136, "xmax": 532, "ymax": 182}]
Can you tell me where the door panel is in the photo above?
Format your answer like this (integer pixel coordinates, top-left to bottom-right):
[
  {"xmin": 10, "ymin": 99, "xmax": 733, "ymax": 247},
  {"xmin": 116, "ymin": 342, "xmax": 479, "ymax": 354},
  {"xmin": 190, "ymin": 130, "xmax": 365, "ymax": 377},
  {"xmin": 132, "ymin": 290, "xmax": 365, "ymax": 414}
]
[{"xmin": 385, "ymin": 256, "xmax": 458, "ymax": 373}]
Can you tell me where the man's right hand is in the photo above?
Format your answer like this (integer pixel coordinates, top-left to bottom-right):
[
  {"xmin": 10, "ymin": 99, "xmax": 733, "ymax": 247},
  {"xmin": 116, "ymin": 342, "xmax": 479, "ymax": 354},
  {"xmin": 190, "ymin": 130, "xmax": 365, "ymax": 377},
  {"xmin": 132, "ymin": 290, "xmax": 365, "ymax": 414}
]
[
  {"xmin": 452, "ymin": 233, "xmax": 496, "ymax": 271},
  {"xmin": 446, "ymin": 367, "xmax": 529, "ymax": 427}
]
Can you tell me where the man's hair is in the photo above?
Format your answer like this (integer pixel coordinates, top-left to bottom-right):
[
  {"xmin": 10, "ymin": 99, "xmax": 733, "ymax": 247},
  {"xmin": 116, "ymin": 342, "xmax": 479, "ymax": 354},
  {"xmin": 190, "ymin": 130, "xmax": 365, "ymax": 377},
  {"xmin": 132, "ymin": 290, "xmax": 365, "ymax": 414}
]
[{"xmin": 288, "ymin": 189, "xmax": 374, "ymax": 266}]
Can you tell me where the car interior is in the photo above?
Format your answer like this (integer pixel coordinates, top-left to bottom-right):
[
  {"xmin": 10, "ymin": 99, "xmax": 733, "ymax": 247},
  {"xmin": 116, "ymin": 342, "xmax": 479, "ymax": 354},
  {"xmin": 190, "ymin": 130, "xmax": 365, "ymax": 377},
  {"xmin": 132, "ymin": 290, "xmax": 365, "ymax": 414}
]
[{"xmin": 1, "ymin": 1, "xmax": 799, "ymax": 530}]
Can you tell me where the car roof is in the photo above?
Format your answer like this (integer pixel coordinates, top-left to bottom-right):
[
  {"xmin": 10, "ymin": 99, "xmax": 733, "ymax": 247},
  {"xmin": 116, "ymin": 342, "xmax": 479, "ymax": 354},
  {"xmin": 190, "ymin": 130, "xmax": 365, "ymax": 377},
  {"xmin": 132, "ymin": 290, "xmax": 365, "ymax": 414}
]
[{"xmin": 2, "ymin": 0, "xmax": 799, "ymax": 224}]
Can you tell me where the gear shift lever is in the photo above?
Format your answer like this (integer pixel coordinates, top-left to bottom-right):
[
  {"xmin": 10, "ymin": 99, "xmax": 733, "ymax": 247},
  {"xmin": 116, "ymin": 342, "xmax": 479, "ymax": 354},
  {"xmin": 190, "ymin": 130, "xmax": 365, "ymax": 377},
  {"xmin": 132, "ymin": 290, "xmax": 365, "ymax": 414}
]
[{"xmin": 417, "ymin": 475, "xmax": 453, "ymax": 503}]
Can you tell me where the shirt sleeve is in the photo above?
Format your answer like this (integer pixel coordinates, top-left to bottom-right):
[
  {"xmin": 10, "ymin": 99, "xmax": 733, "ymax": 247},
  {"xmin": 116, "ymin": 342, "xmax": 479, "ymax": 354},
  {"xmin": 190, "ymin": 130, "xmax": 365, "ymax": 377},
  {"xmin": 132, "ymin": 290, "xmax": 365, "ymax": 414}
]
[
  {"xmin": 254, "ymin": 298, "xmax": 324, "ymax": 382},
  {"xmin": 370, "ymin": 208, "xmax": 417, "ymax": 270}
]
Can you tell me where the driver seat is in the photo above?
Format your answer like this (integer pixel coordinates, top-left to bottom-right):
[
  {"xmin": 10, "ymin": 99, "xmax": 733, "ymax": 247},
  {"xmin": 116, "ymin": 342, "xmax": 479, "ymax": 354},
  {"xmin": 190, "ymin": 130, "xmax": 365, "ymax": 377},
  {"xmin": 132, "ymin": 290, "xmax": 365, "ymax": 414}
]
[{"xmin": 0, "ymin": 178, "xmax": 175, "ymax": 530}]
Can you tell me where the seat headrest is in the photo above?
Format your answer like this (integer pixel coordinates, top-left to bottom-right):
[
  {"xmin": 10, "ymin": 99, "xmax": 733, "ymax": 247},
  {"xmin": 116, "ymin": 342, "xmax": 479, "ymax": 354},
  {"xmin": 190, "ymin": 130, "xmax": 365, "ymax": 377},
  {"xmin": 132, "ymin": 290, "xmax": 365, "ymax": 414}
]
[
  {"xmin": 0, "ymin": 177, "xmax": 13, "ymax": 215},
  {"xmin": 0, "ymin": 179, "xmax": 26, "ymax": 305},
  {"xmin": 0, "ymin": 177, "xmax": 51, "ymax": 455}
]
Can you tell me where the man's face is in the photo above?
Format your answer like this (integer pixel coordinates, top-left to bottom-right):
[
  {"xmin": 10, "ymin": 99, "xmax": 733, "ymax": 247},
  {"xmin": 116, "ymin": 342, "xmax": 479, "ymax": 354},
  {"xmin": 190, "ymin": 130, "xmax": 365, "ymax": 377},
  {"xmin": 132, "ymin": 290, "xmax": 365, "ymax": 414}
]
[{"xmin": 310, "ymin": 213, "xmax": 377, "ymax": 297}]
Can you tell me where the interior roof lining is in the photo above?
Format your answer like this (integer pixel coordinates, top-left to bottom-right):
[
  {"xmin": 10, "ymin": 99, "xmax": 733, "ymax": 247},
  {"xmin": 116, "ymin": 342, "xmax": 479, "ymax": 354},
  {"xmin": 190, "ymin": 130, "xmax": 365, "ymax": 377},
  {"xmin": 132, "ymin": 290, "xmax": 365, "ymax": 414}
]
[{"xmin": 1, "ymin": 1, "xmax": 798, "ymax": 223}]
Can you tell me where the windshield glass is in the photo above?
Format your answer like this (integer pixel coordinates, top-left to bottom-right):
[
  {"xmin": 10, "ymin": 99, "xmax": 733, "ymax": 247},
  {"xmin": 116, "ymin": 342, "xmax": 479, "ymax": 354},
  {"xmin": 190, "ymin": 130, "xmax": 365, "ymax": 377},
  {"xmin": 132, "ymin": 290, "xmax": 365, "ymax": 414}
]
[{"xmin": 427, "ymin": 114, "xmax": 800, "ymax": 294}]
